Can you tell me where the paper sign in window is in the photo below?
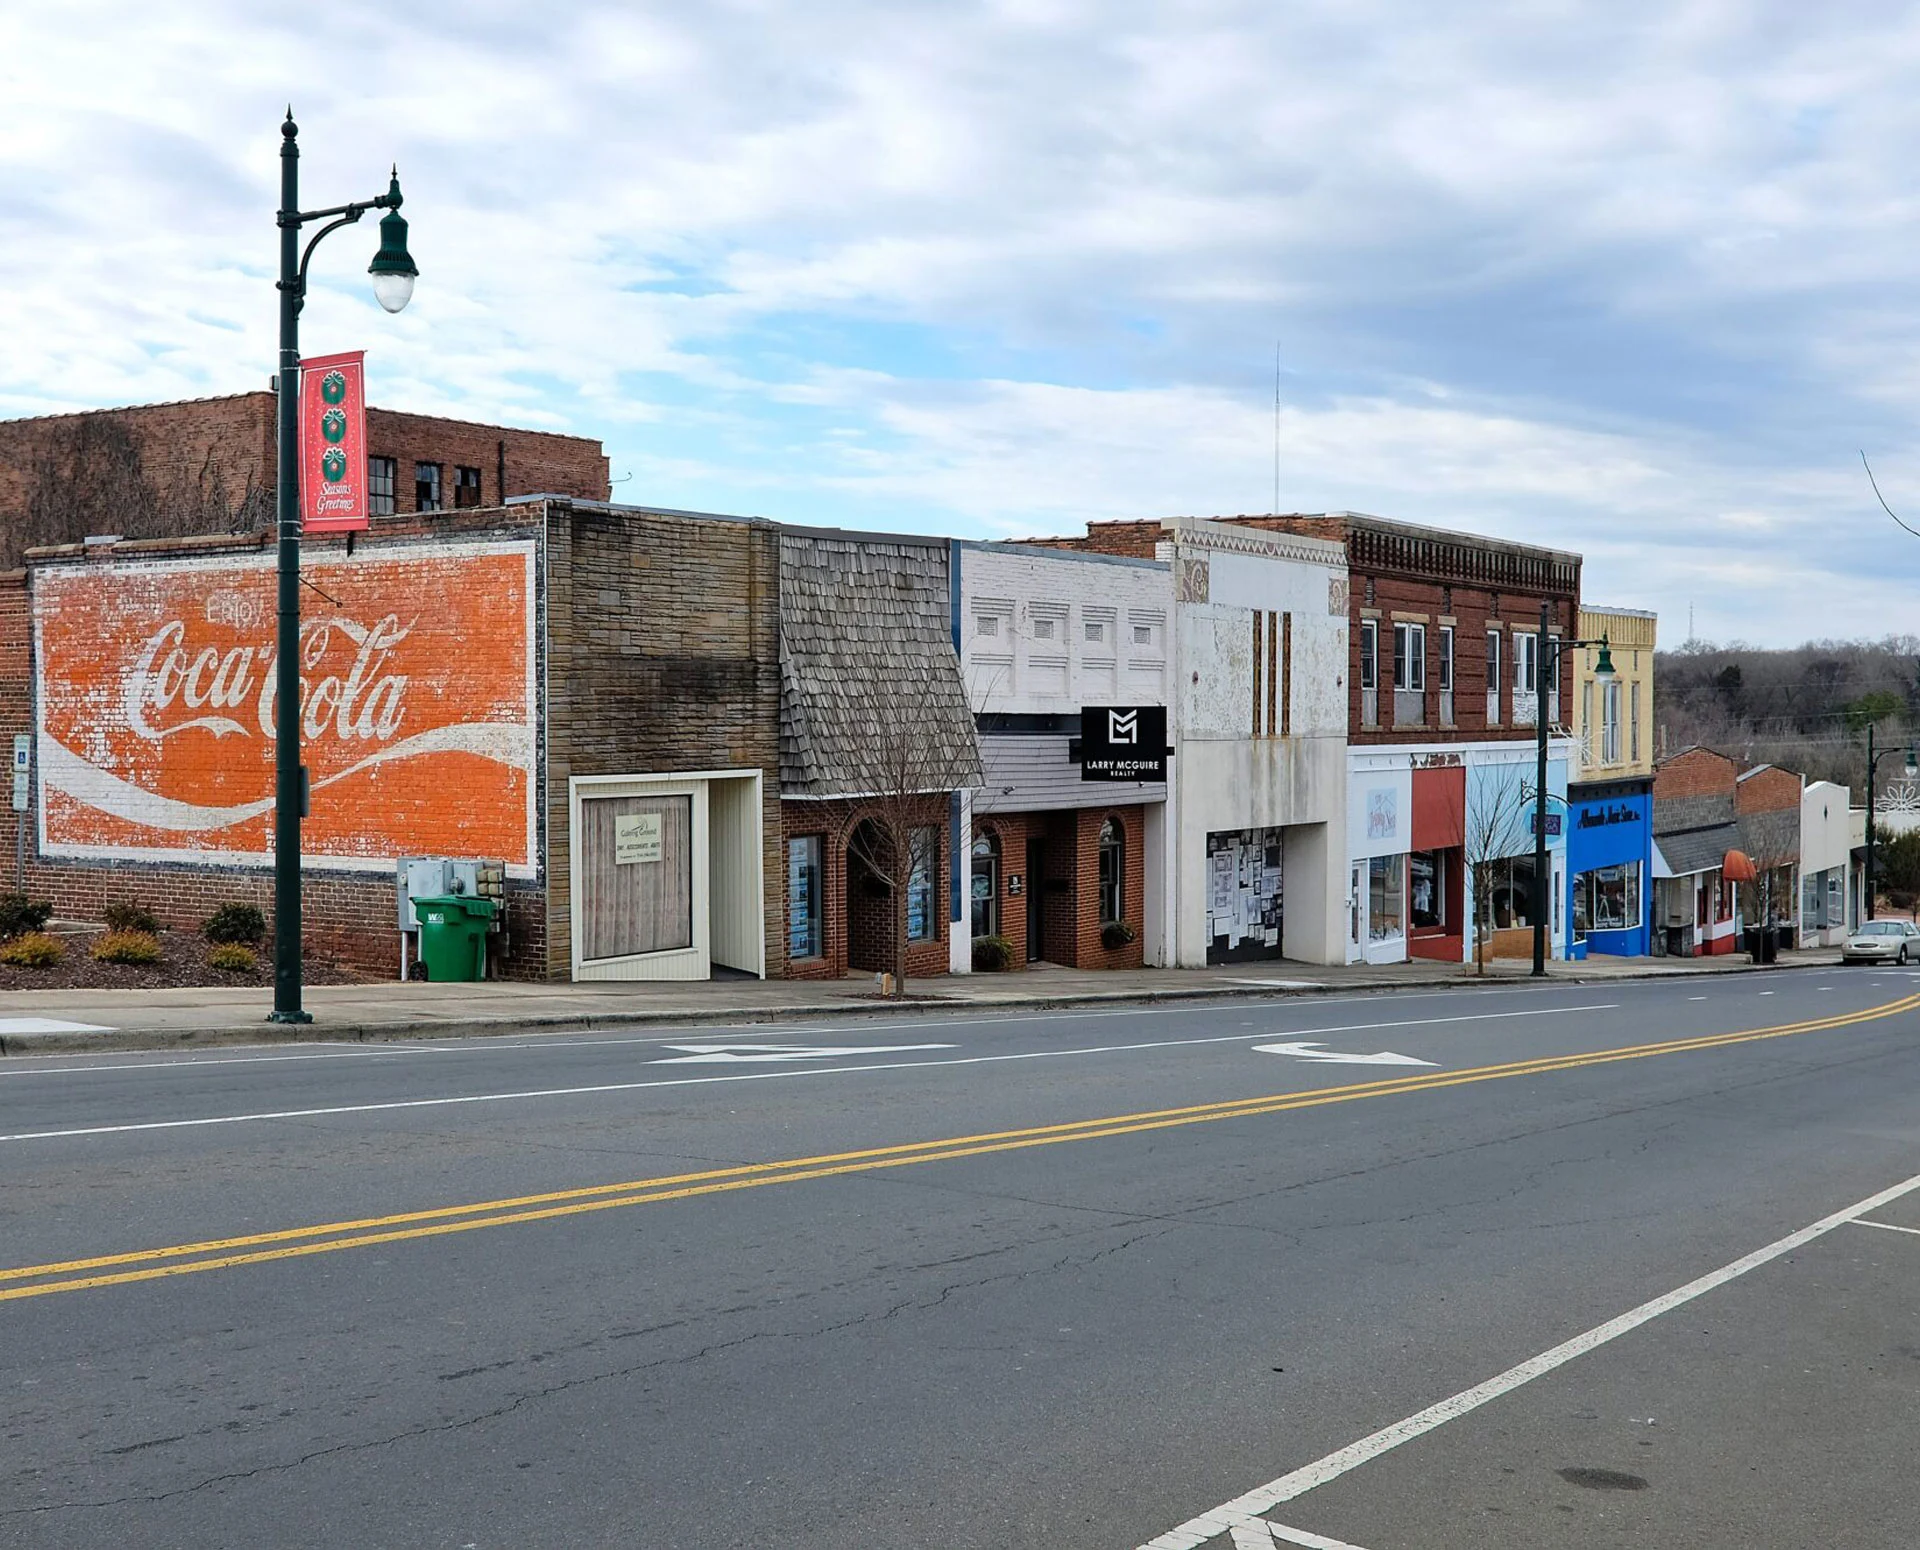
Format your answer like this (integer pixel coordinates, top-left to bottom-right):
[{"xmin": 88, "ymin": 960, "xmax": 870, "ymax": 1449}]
[{"xmin": 614, "ymin": 812, "xmax": 663, "ymax": 864}]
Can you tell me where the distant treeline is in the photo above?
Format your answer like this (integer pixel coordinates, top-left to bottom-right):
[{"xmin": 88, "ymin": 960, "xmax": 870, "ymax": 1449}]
[{"xmin": 1655, "ymin": 637, "xmax": 1920, "ymax": 798}]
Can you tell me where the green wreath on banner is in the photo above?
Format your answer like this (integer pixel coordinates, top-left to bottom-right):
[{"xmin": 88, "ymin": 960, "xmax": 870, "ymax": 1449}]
[
  {"xmin": 321, "ymin": 406, "xmax": 348, "ymax": 444},
  {"xmin": 322, "ymin": 446, "xmax": 348, "ymax": 483},
  {"xmin": 320, "ymin": 370, "xmax": 348, "ymax": 405}
]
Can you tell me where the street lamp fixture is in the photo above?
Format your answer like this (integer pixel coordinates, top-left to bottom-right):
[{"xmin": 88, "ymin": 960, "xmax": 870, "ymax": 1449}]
[
  {"xmin": 368, "ymin": 171, "xmax": 418, "ymax": 314},
  {"xmin": 1532, "ymin": 619, "xmax": 1614, "ymax": 978},
  {"xmin": 270, "ymin": 112, "xmax": 419, "ymax": 1024}
]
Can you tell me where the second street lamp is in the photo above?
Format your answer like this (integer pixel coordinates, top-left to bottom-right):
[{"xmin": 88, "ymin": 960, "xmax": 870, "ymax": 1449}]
[
  {"xmin": 1532, "ymin": 612, "xmax": 1614, "ymax": 978},
  {"xmin": 1861, "ymin": 724, "xmax": 1917, "ymax": 924},
  {"xmin": 270, "ymin": 111, "xmax": 418, "ymax": 1024}
]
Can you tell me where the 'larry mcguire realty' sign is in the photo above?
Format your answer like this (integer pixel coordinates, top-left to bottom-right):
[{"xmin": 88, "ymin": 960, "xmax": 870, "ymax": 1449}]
[{"xmin": 1080, "ymin": 705, "xmax": 1168, "ymax": 782}]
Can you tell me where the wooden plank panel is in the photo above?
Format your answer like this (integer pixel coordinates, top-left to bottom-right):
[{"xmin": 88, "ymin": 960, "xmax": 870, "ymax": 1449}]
[{"xmin": 579, "ymin": 794, "xmax": 693, "ymax": 961}]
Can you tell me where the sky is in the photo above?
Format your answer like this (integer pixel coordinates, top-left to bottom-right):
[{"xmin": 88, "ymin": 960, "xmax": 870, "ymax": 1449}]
[{"xmin": 5, "ymin": 1, "xmax": 1920, "ymax": 645}]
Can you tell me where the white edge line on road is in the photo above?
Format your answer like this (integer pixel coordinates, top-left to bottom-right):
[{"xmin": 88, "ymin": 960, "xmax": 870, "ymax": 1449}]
[
  {"xmin": 0, "ymin": 1048, "xmax": 421, "ymax": 1079},
  {"xmin": 1849, "ymin": 1217, "xmax": 1920, "ymax": 1238},
  {"xmin": 0, "ymin": 1004, "xmax": 1619, "ymax": 1144},
  {"xmin": 1139, "ymin": 1168, "xmax": 1920, "ymax": 1550}
]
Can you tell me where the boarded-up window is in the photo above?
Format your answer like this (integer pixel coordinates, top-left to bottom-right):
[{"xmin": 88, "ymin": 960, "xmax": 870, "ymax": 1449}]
[{"xmin": 579, "ymin": 794, "xmax": 694, "ymax": 960}]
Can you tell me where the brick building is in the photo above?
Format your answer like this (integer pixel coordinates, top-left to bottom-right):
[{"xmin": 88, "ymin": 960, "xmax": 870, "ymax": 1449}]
[
  {"xmin": 1651, "ymin": 746, "xmax": 1745, "ymax": 956},
  {"xmin": 777, "ymin": 529, "xmax": 981, "ymax": 984},
  {"xmin": 2, "ymin": 496, "xmax": 783, "ymax": 984},
  {"xmin": 1206, "ymin": 512, "xmax": 1583, "ymax": 965},
  {"xmin": 0, "ymin": 392, "xmax": 609, "ymax": 566}
]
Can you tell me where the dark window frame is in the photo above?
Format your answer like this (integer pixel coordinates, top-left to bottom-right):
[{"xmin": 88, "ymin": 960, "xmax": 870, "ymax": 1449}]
[
  {"xmin": 906, "ymin": 825, "xmax": 940, "ymax": 942},
  {"xmin": 787, "ymin": 833, "xmax": 824, "ymax": 961},
  {"xmin": 970, "ymin": 831, "xmax": 1000, "ymax": 939},
  {"xmin": 1098, "ymin": 816, "xmax": 1124, "ymax": 926},
  {"xmin": 367, "ymin": 456, "xmax": 397, "ymax": 516},
  {"xmin": 415, "ymin": 461, "xmax": 443, "ymax": 513}
]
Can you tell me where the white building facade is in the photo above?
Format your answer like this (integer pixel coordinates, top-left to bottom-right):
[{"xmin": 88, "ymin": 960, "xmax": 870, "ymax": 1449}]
[
  {"xmin": 953, "ymin": 541, "xmax": 1172, "ymax": 971},
  {"xmin": 1163, "ymin": 520, "xmax": 1349, "ymax": 967},
  {"xmin": 1799, "ymin": 779, "xmax": 1854, "ymax": 946}
]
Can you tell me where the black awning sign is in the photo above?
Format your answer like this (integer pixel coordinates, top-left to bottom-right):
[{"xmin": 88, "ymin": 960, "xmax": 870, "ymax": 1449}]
[{"xmin": 1081, "ymin": 704, "xmax": 1168, "ymax": 782}]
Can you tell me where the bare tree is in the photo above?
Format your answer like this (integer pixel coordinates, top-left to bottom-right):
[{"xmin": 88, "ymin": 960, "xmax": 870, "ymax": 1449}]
[
  {"xmin": 1737, "ymin": 805, "xmax": 1800, "ymax": 941},
  {"xmin": 1462, "ymin": 761, "xmax": 1537, "ymax": 975},
  {"xmin": 835, "ymin": 675, "xmax": 983, "ymax": 999},
  {"xmin": 9, "ymin": 416, "xmax": 270, "ymax": 568}
]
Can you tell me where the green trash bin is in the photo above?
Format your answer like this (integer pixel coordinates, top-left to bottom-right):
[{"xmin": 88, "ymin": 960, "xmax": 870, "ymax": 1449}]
[{"xmin": 414, "ymin": 895, "xmax": 495, "ymax": 982}]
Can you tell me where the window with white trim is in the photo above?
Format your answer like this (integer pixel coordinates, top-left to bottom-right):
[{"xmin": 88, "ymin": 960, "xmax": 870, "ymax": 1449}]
[{"xmin": 1393, "ymin": 622, "xmax": 1426, "ymax": 691}]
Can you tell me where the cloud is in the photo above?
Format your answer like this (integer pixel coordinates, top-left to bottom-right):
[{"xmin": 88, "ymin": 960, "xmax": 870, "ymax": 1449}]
[{"xmin": 4, "ymin": 1, "xmax": 1920, "ymax": 643}]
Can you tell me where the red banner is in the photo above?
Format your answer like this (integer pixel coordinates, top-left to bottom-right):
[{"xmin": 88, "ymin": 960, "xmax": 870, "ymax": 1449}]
[{"xmin": 299, "ymin": 350, "xmax": 368, "ymax": 533}]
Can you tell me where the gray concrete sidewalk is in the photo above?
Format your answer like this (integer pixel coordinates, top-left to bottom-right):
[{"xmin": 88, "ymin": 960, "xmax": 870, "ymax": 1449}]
[{"xmin": 0, "ymin": 947, "xmax": 1843, "ymax": 1055}]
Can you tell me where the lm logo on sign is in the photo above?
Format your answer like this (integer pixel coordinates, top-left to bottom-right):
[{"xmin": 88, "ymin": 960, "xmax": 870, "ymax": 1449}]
[{"xmin": 1108, "ymin": 709, "xmax": 1138, "ymax": 745}]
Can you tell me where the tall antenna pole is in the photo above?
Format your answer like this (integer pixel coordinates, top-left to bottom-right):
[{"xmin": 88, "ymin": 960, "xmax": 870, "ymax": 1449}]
[{"xmin": 1272, "ymin": 341, "xmax": 1281, "ymax": 516}]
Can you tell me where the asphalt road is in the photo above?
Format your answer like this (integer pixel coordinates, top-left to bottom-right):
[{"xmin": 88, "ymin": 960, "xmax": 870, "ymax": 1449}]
[{"xmin": 3, "ymin": 968, "xmax": 1919, "ymax": 1548}]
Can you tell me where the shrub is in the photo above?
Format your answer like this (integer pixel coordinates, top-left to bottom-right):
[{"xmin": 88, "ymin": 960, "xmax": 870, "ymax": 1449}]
[
  {"xmin": 104, "ymin": 900, "xmax": 161, "ymax": 935},
  {"xmin": 1101, "ymin": 919, "xmax": 1139, "ymax": 950},
  {"xmin": 203, "ymin": 902, "xmax": 266, "ymax": 946},
  {"xmin": 0, "ymin": 931, "xmax": 65, "ymax": 968},
  {"xmin": 972, "ymin": 934, "xmax": 1014, "ymax": 972},
  {"xmin": 0, "ymin": 894, "xmax": 54, "ymax": 940},
  {"xmin": 91, "ymin": 930, "xmax": 162, "ymax": 965},
  {"xmin": 207, "ymin": 943, "xmax": 259, "ymax": 974}
]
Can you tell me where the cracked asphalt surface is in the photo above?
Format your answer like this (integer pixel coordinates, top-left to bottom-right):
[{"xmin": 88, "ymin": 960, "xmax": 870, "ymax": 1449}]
[{"xmin": 3, "ymin": 969, "xmax": 1919, "ymax": 1547}]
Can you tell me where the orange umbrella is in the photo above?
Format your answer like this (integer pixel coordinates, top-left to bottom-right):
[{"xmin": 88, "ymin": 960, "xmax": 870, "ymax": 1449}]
[{"xmin": 1722, "ymin": 849, "xmax": 1758, "ymax": 883}]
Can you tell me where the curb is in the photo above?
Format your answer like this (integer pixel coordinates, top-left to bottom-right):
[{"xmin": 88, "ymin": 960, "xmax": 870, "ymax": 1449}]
[{"xmin": 0, "ymin": 955, "xmax": 1834, "ymax": 1057}]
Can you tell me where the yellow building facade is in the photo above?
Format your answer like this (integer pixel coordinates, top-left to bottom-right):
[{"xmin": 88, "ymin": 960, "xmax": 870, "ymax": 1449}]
[{"xmin": 1572, "ymin": 606, "xmax": 1656, "ymax": 779}]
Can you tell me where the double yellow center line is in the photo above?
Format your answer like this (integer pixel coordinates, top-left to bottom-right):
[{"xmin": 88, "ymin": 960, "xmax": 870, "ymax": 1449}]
[{"xmin": 6, "ymin": 993, "xmax": 1916, "ymax": 1304}]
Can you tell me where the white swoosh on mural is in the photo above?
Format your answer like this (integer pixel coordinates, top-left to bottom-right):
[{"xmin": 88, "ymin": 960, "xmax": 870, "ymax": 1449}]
[{"xmin": 37, "ymin": 724, "xmax": 534, "ymax": 834}]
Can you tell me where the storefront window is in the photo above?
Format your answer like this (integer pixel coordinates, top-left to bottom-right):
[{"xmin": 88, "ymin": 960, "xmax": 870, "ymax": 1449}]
[
  {"xmin": 1574, "ymin": 862, "xmax": 1641, "ymax": 934},
  {"xmin": 907, "ymin": 826, "xmax": 939, "ymax": 941},
  {"xmin": 1368, "ymin": 854, "xmax": 1405, "ymax": 941},
  {"xmin": 787, "ymin": 834, "xmax": 823, "ymax": 959},
  {"xmin": 1488, "ymin": 855, "xmax": 1537, "ymax": 929},
  {"xmin": 1410, "ymin": 850, "xmax": 1448, "ymax": 930},
  {"xmin": 970, "ymin": 832, "xmax": 1000, "ymax": 939}
]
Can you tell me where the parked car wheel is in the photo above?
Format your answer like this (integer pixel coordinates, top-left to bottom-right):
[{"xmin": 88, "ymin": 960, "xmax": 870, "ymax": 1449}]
[{"xmin": 1900, "ymin": 946, "xmax": 1909, "ymax": 965}]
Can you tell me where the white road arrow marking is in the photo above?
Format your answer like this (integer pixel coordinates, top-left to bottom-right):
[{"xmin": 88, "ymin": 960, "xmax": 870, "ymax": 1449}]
[
  {"xmin": 1250, "ymin": 1041, "xmax": 1437, "ymax": 1067},
  {"xmin": 653, "ymin": 1042, "xmax": 956, "ymax": 1064},
  {"xmin": 1230, "ymin": 1519, "xmax": 1374, "ymax": 1549}
]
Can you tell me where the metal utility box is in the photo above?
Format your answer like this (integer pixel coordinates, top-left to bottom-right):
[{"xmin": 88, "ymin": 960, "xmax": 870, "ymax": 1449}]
[
  {"xmin": 397, "ymin": 857, "xmax": 508, "ymax": 979},
  {"xmin": 396, "ymin": 857, "xmax": 483, "ymax": 930}
]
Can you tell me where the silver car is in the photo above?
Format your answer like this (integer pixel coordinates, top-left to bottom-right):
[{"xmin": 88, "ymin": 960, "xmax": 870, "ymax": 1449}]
[{"xmin": 1842, "ymin": 918, "xmax": 1920, "ymax": 964}]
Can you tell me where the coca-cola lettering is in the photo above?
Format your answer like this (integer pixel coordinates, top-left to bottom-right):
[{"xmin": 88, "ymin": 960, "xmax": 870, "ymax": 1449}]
[{"xmin": 125, "ymin": 614, "xmax": 413, "ymax": 746}]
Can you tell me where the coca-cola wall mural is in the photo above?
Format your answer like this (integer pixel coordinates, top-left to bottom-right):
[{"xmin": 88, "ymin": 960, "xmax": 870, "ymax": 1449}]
[{"xmin": 30, "ymin": 539, "xmax": 539, "ymax": 874}]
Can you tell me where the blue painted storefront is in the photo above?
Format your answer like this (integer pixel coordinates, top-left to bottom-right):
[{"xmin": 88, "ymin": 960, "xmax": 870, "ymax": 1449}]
[{"xmin": 1566, "ymin": 784, "xmax": 1653, "ymax": 959}]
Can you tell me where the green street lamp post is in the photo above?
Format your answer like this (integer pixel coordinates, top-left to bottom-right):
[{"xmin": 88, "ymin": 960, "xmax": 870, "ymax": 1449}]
[
  {"xmin": 271, "ymin": 110, "xmax": 418, "ymax": 1023},
  {"xmin": 1861, "ymin": 723, "xmax": 1917, "ymax": 924},
  {"xmin": 1531, "ymin": 606, "xmax": 1614, "ymax": 978}
]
